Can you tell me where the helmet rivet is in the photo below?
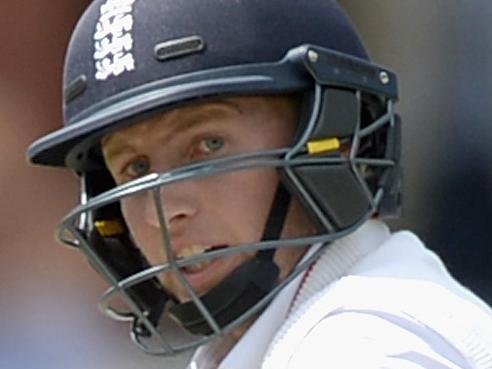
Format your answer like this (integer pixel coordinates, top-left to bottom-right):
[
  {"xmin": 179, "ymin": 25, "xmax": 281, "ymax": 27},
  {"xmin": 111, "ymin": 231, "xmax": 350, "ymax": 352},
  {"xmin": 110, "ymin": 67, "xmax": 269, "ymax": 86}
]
[
  {"xmin": 308, "ymin": 50, "xmax": 319, "ymax": 63},
  {"xmin": 379, "ymin": 71, "xmax": 390, "ymax": 85}
]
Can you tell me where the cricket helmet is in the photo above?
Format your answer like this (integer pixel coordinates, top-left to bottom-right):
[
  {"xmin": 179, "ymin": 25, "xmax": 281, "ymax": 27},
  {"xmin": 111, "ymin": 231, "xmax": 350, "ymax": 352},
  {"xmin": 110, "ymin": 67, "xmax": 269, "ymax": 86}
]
[{"xmin": 27, "ymin": 0, "xmax": 401, "ymax": 355}]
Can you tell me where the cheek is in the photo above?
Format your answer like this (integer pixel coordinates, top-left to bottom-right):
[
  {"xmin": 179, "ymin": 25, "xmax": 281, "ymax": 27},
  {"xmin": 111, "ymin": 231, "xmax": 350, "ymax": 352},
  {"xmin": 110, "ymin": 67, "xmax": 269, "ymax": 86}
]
[
  {"xmin": 206, "ymin": 168, "xmax": 279, "ymax": 242},
  {"xmin": 121, "ymin": 197, "xmax": 143, "ymax": 239},
  {"xmin": 282, "ymin": 199, "xmax": 316, "ymax": 239},
  {"xmin": 120, "ymin": 197, "xmax": 168, "ymax": 265},
  {"xmin": 274, "ymin": 199, "xmax": 315, "ymax": 279}
]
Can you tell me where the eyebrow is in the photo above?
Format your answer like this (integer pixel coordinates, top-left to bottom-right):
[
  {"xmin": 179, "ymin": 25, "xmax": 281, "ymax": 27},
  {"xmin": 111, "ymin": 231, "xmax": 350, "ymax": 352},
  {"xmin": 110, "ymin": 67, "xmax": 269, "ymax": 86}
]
[{"xmin": 103, "ymin": 99, "xmax": 242, "ymax": 163}]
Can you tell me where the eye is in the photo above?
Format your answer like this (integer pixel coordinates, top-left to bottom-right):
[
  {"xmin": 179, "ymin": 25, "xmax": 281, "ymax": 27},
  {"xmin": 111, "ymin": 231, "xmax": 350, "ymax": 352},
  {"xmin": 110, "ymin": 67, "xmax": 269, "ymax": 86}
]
[
  {"xmin": 123, "ymin": 156, "xmax": 151, "ymax": 179},
  {"xmin": 197, "ymin": 136, "xmax": 225, "ymax": 154}
]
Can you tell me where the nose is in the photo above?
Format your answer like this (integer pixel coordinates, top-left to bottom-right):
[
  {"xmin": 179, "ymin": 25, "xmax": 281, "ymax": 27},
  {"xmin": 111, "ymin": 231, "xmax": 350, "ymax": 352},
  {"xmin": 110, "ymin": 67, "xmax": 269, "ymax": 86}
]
[{"xmin": 144, "ymin": 182, "xmax": 199, "ymax": 236}]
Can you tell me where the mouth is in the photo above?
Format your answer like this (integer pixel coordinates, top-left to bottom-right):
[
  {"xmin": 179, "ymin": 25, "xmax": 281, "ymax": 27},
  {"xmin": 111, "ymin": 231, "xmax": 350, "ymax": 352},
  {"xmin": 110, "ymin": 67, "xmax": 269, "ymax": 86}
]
[{"xmin": 176, "ymin": 244, "xmax": 229, "ymax": 274}]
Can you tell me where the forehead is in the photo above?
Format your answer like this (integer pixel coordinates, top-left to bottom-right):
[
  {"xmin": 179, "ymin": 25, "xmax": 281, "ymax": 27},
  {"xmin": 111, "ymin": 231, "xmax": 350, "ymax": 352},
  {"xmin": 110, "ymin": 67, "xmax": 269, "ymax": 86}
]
[{"xmin": 102, "ymin": 95, "xmax": 297, "ymax": 148}]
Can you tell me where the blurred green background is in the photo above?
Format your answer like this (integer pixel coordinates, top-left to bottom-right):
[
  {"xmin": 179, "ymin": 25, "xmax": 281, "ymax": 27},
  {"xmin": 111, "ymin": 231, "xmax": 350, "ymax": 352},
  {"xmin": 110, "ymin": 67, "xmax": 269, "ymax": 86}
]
[{"xmin": 1, "ymin": 1, "xmax": 490, "ymax": 368}]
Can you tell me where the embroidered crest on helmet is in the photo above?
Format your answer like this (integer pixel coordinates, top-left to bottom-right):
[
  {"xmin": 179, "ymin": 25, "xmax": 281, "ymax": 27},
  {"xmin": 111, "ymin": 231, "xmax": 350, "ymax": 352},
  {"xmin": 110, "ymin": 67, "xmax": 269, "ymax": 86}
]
[{"xmin": 94, "ymin": 0, "xmax": 137, "ymax": 81}]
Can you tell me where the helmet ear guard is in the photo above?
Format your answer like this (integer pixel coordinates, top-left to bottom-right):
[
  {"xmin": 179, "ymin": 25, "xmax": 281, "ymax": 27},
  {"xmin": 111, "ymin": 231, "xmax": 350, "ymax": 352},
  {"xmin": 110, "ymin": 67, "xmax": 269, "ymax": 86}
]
[
  {"xmin": 377, "ymin": 114, "xmax": 402, "ymax": 217},
  {"xmin": 282, "ymin": 83, "xmax": 401, "ymax": 233}
]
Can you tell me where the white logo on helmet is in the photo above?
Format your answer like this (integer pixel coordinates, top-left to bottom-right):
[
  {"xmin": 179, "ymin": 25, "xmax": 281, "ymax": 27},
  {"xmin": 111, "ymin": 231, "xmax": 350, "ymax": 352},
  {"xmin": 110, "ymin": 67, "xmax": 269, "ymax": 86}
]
[{"xmin": 94, "ymin": 0, "xmax": 136, "ymax": 81}]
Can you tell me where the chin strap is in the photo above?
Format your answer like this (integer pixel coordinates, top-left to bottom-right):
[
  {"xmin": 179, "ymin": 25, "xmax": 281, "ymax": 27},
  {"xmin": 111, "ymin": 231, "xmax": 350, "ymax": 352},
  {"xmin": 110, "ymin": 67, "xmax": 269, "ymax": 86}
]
[{"xmin": 167, "ymin": 183, "xmax": 291, "ymax": 335}]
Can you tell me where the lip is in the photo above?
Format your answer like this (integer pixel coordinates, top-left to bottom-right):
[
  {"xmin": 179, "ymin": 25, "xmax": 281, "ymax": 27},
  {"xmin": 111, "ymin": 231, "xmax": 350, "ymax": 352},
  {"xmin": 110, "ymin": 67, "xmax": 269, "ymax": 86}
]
[
  {"xmin": 181, "ymin": 254, "xmax": 222, "ymax": 280},
  {"xmin": 174, "ymin": 243, "xmax": 228, "ymax": 259},
  {"xmin": 175, "ymin": 247, "xmax": 242, "ymax": 294}
]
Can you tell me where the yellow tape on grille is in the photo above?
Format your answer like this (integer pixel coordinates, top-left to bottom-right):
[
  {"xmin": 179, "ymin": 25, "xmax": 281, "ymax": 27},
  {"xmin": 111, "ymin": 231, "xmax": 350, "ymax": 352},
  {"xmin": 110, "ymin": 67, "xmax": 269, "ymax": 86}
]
[
  {"xmin": 307, "ymin": 137, "xmax": 340, "ymax": 154},
  {"xmin": 95, "ymin": 220, "xmax": 124, "ymax": 237}
]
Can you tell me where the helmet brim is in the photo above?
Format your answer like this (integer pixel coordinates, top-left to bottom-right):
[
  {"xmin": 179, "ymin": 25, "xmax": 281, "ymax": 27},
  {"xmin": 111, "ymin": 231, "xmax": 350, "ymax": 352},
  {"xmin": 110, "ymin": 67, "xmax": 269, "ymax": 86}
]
[{"xmin": 27, "ymin": 61, "xmax": 310, "ymax": 170}]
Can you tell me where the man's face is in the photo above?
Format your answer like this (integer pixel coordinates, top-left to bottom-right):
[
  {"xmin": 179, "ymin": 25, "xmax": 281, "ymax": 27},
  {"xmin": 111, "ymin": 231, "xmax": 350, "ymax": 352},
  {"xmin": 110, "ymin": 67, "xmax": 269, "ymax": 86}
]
[{"xmin": 102, "ymin": 96, "xmax": 312, "ymax": 301}]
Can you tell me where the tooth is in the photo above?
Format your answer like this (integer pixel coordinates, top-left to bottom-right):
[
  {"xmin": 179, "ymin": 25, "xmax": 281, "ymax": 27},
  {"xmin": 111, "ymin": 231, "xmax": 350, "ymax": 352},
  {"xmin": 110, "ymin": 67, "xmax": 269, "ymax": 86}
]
[
  {"xmin": 185, "ymin": 260, "xmax": 212, "ymax": 273},
  {"xmin": 178, "ymin": 245, "xmax": 206, "ymax": 258}
]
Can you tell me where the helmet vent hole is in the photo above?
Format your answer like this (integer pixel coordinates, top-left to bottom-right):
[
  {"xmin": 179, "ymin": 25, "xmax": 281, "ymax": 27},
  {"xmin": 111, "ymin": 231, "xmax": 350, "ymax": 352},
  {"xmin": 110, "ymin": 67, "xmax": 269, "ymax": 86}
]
[
  {"xmin": 154, "ymin": 35, "xmax": 206, "ymax": 62},
  {"xmin": 64, "ymin": 74, "xmax": 87, "ymax": 104}
]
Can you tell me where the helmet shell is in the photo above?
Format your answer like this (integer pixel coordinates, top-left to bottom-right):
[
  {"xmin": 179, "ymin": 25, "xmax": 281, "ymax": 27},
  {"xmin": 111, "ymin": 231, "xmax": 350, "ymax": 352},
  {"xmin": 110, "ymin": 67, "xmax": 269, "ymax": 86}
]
[{"xmin": 27, "ymin": 0, "xmax": 368, "ymax": 168}]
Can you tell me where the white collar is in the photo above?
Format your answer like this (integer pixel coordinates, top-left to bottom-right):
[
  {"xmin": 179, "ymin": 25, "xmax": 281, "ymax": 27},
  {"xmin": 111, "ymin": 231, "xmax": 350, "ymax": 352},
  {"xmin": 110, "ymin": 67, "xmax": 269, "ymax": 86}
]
[{"xmin": 290, "ymin": 219, "xmax": 390, "ymax": 312}]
